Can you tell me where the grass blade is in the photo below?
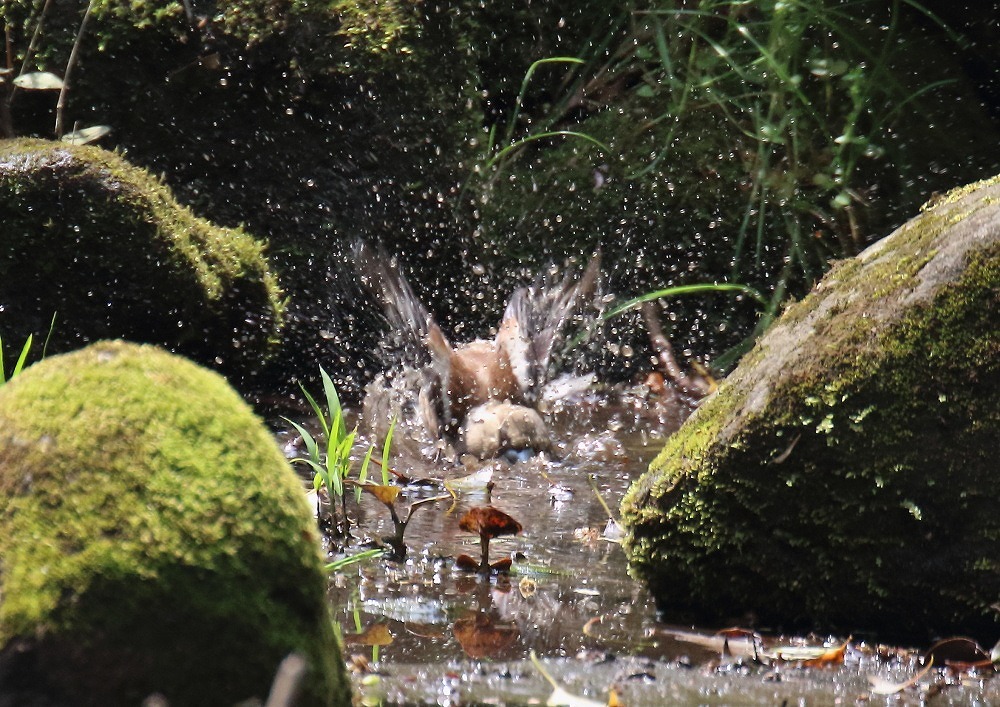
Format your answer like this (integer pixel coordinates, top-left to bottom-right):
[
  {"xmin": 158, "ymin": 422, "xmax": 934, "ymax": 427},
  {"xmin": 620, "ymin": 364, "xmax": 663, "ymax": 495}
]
[
  {"xmin": 320, "ymin": 366, "xmax": 346, "ymax": 439},
  {"xmin": 12, "ymin": 334, "xmax": 34, "ymax": 378},
  {"xmin": 380, "ymin": 417, "xmax": 397, "ymax": 485},
  {"xmin": 604, "ymin": 283, "xmax": 766, "ymax": 320}
]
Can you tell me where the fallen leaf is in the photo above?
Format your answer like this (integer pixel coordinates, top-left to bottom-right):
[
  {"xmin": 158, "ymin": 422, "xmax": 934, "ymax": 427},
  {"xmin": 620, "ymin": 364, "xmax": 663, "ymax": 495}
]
[
  {"xmin": 925, "ymin": 636, "xmax": 995, "ymax": 671},
  {"xmin": 344, "ymin": 623, "xmax": 394, "ymax": 647},
  {"xmin": 766, "ymin": 638, "xmax": 849, "ymax": 666},
  {"xmin": 869, "ymin": 656, "xmax": 934, "ymax": 695},
  {"xmin": 13, "ymin": 71, "xmax": 63, "ymax": 90},
  {"xmin": 602, "ymin": 518, "xmax": 625, "ymax": 543},
  {"xmin": 61, "ymin": 125, "xmax": 112, "ymax": 145},
  {"xmin": 445, "ymin": 467, "xmax": 494, "ymax": 492},
  {"xmin": 530, "ymin": 650, "xmax": 606, "ymax": 707},
  {"xmin": 361, "ymin": 483, "xmax": 402, "ymax": 506},
  {"xmin": 453, "ymin": 614, "xmax": 519, "ymax": 659},
  {"xmin": 647, "ymin": 626, "xmax": 762, "ymax": 660}
]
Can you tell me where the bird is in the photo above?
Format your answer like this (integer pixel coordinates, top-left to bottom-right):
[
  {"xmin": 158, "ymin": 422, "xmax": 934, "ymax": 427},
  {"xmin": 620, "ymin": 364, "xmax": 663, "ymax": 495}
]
[{"xmin": 353, "ymin": 242, "xmax": 601, "ymax": 460}]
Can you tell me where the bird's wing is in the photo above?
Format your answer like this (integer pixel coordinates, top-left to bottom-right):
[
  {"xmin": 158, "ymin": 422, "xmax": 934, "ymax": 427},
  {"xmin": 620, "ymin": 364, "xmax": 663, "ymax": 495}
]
[{"xmin": 496, "ymin": 253, "xmax": 602, "ymax": 402}]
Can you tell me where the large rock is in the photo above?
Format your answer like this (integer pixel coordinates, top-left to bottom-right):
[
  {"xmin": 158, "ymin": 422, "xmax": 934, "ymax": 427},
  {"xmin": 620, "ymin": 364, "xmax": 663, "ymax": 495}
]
[
  {"xmin": 0, "ymin": 139, "xmax": 284, "ymax": 384},
  {"xmin": 0, "ymin": 341, "xmax": 349, "ymax": 705},
  {"xmin": 621, "ymin": 176, "xmax": 1000, "ymax": 640}
]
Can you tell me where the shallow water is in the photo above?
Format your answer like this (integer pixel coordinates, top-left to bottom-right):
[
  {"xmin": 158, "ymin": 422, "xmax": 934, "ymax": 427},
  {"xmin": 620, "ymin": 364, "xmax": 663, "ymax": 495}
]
[{"xmin": 274, "ymin": 390, "xmax": 1000, "ymax": 706}]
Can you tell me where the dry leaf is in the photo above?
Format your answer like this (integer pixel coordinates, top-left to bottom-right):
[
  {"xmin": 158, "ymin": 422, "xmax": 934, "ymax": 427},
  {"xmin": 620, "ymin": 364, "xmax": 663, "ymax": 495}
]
[
  {"xmin": 453, "ymin": 614, "xmax": 519, "ymax": 659},
  {"xmin": 362, "ymin": 484, "xmax": 402, "ymax": 505},
  {"xmin": 869, "ymin": 656, "xmax": 934, "ymax": 695}
]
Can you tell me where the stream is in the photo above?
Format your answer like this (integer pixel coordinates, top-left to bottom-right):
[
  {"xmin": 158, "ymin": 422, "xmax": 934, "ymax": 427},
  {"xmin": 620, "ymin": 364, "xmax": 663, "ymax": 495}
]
[{"xmin": 273, "ymin": 389, "xmax": 1000, "ymax": 706}]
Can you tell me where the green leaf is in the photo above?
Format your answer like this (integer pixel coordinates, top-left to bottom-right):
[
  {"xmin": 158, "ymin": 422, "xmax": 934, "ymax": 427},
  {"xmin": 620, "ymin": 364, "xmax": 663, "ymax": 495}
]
[
  {"xmin": 604, "ymin": 283, "xmax": 767, "ymax": 319},
  {"xmin": 485, "ymin": 131, "xmax": 610, "ymax": 172},
  {"xmin": 320, "ymin": 366, "xmax": 346, "ymax": 438},
  {"xmin": 299, "ymin": 383, "xmax": 329, "ymax": 440},
  {"xmin": 283, "ymin": 418, "xmax": 320, "ymax": 465},
  {"xmin": 325, "ymin": 548, "xmax": 386, "ymax": 573},
  {"xmin": 12, "ymin": 334, "xmax": 32, "ymax": 378},
  {"xmin": 356, "ymin": 445, "xmax": 375, "ymax": 502},
  {"xmin": 380, "ymin": 417, "xmax": 397, "ymax": 485}
]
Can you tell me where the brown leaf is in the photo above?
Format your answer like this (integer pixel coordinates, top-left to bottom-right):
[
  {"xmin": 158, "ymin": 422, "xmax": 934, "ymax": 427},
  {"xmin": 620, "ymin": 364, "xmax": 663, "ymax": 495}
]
[
  {"xmin": 362, "ymin": 484, "xmax": 402, "ymax": 506},
  {"xmin": 459, "ymin": 505, "xmax": 522, "ymax": 538},
  {"xmin": 801, "ymin": 640, "xmax": 849, "ymax": 667},
  {"xmin": 344, "ymin": 623, "xmax": 394, "ymax": 647},
  {"xmin": 869, "ymin": 656, "xmax": 935, "ymax": 695},
  {"xmin": 489, "ymin": 556, "xmax": 513, "ymax": 574},
  {"xmin": 926, "ymin": 637, "xmax": 995, "ymax": 671},
  {"xmin": 453, "ymin": 614, "xmax": 519, "ymax": 659}
]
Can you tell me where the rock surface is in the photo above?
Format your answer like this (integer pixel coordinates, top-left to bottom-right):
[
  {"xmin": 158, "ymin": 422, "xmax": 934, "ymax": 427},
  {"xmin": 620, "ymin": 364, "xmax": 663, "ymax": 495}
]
[
  {"xmin": 622, "ymin": 176, "xmax": 1000, "ymax": 640},
  {"xmin": 0, "ymin": 139, "xmax": 284, "ymax": 385},
  {"xmin": 0, "ymin": 341, "xmax": 348, "ymax": 705}
]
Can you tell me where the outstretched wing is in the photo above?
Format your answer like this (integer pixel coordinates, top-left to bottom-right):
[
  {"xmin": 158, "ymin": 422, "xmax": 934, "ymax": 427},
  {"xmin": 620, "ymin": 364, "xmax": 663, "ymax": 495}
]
[
  {"xmin": 353, "ymin": 241, "xmax": 452, "ymax": 369},
  {"xmin": 496, "ymin": 253, "xmax": 602, "ymax": 402},
  {"xmin": 353, "ymin": 241, "xmax": 455, "ymax": 434}
]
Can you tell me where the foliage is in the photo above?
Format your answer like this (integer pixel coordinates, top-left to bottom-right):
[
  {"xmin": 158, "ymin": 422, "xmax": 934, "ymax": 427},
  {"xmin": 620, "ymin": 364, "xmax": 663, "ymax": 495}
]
[
  {"xmin": 0, "ymin": 140, "xmax": 284, "ymax": 380},
  {"xmin": 0, "ymin": 0, "xmax": 109, "ymax": 140},
  {"xmin": 285, "ymin": 366, "xmax": 356, "ymax": 537},
  {"xmin": 287, "ymin": 366, "xmax": 418, "ymax": 549},
  {"xmin": 0, "ymin": 313, "xmax": 57, "ymax": 385},
  {"xmin": 0, "ymin": 333, "xmax": 33, "ymax": 385},
  {"xmin": 609, "ymin": 0, "xmax": 949, "ymax": 289},
  {"xmin": 471, "ymin": 0, "xmax": 990, "ymax": 368},
  {"xmin": 472, "ymin": 57, "xmax": 611, "ymax": 176}
]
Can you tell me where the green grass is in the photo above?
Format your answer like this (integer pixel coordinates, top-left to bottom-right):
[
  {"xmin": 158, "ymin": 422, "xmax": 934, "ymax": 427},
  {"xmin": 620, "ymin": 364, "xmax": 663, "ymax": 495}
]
[
  {"xmin": 284, "ymin": 366, "xmax": 357, "ymax": 537},
  {"xmin": 285, "ymin": 366, "xmax": 401, "ymax": 542},
  {"xmin": 1, "ymin": 313, "xmax": 57, "ymax": 385}
]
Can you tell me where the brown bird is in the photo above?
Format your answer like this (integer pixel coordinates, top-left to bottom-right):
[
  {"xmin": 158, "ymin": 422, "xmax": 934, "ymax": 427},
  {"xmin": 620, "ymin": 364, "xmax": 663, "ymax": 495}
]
[{"xmin": 354, "ymin": 242, "xmax": 601, "ymax": 457}]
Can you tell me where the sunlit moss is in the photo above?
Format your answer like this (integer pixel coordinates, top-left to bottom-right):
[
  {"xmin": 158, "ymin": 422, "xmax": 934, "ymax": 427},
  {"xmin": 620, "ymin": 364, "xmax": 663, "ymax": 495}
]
[
  {"xmin": 621, "ymin": 175, "xmax": 1000, "ymax": 640},
  {"xmin": 0, "ymin": 341, "xmax": 349, "ymax": 704},
  {"xmin": 0, "ymin": 138, "xmax": 284, "ymax": 380}
]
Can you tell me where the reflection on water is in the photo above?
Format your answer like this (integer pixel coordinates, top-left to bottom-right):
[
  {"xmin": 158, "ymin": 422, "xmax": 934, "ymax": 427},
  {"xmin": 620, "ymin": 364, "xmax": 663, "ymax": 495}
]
[
  {"xmin": 276, "ymin": 389, "xmax": 1000, "ymax": 705},
  {"xmin": 324, "ymin": 388, "xmax": 688, "ymax": 668}
]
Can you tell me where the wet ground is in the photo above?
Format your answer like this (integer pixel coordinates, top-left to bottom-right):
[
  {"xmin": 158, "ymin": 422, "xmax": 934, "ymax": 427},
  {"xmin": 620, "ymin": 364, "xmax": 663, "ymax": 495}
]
[{"xmin": 274, "ymin": 390, "xmax": 1000, "ymax": 706}]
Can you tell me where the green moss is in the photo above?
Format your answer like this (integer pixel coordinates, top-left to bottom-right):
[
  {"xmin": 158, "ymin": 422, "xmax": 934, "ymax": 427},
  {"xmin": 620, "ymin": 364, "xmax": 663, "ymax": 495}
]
[
  {"xmin": 622, "ymin": 177, "xmax": 1000, "ymax": 640},
  {"xmin": 0, "ymin": 138, "xmax": 284, "ymax": 380},
  {"xmin": 0, "ymin": 341, "xmax": 349, "ymax": 705}
]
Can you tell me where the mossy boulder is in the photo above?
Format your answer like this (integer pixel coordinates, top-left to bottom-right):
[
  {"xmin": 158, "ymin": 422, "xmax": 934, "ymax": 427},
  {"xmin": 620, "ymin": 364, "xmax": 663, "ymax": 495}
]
[
  {"xmin": 0, "ymin": 138, "xmax": 284, "ymax": 384},
  {"xmin": 621, "ymin": 176, "xmax": 1000, "ymax": 640},
  {"xmin": 0, "ymin": 341, "xmax": 348, "ymax": 705}
]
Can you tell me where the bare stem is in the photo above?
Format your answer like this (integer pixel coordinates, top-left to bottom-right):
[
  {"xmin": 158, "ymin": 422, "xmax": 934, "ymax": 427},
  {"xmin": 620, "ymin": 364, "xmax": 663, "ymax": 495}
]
[
  {"xmin": 641, "ymin": 301, "xmax": 714, "ymax": 398},
  {"xmin": 19, "ymin": 0, "xmax": 54, "ymax": 79},
  {"xmin": 479, "ymin": 536, "xmax": 490, "ymax": 573},
  {"xmin": 54, "ymin": 0, "xmax": 93, "ymax": 138}
]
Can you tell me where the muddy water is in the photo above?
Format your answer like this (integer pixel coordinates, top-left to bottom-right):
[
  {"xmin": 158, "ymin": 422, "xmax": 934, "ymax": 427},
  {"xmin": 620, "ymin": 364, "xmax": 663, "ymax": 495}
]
[{"xmin": 276, "ymin": 391, "xmax": 1000, "ymax": 706}]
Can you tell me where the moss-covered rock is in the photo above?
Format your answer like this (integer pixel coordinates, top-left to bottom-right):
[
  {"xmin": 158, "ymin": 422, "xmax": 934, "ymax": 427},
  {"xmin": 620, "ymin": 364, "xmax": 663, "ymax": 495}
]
[
  {"xmin": 0, "ymin": 341, "xmax": 348, "ymax": 705},
  {"xmin": 0, "ymin": 139, "xmax": 284, "ymax": 384},
  {"xmin": 621, "ymin": 176, "xmax": 1000, "ymax": 640}
]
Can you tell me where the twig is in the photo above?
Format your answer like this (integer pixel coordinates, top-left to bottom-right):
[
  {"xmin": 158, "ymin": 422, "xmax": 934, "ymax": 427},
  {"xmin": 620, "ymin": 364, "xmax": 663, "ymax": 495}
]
[
  {"xmin": 264, "ymin": 654, "xmax": 307, "ymax": 707},
  {"xmin": 640, "ymin": 302, "xmax": 714, "ymax": 398},
  {"xmin": 19, "ymin": 0, "xmax": 54, "ymax": 80},
  {"xmin": 54, "ymin": 0, "xmax": 94, "ymax": 138}
]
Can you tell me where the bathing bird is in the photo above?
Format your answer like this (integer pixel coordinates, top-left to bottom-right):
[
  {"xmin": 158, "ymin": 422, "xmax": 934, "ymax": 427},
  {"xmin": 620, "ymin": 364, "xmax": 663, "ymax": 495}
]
[{"xmin": 354, "ymin": 242, "xmax": 601, "ymax": 459}]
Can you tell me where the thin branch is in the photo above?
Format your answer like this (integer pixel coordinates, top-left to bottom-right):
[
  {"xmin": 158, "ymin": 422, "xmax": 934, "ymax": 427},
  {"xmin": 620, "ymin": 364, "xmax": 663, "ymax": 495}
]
[
  {"xmin": 641, "ymin": 302, "xmax": 714, "ymax": 399},
  {"xmin": 54, "ymin": 0, "xmax": 94, "ymax": 138}
]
